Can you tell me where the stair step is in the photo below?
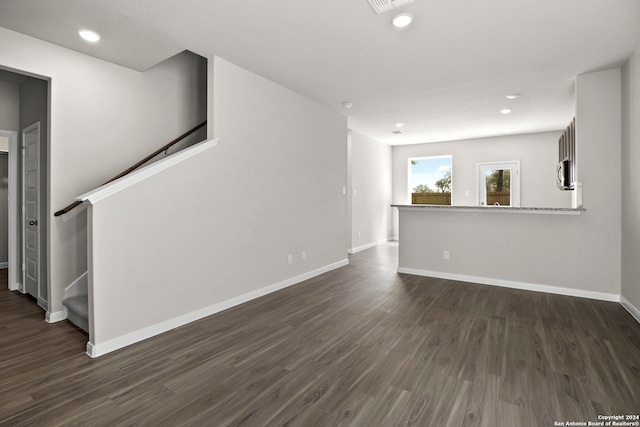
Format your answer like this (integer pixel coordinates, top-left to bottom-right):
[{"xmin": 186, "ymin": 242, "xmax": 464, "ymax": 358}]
[
  {"xmin": 62, "ymin": 295, "xmax": 89, "ymax": 333},
  {"xmin": 63, "ymin": 295, "xmax": 88, "ymax": 317}
]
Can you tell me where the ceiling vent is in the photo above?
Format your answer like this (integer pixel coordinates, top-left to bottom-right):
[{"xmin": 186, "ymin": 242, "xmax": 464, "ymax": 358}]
[{"xmin": 367, "ymin": 0, "xmax": 414, "ymax": 14}]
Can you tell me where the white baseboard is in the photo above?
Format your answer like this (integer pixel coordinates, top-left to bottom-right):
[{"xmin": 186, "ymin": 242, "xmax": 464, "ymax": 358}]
[
  {"xmin": 86, "ymin": 258, "xmax": 350, "ymax": 358},
  {"xmin": 348, "ymin": 239, "xmax": 396, "ymax": 254},
  {"xmin": 8, "ymin": 279, "xmax": 20, "ymax": 291},
  {"xmin": 397, "ymin": 267, "xmax": 620, "ymax": 302},
  {"xmin": 0, "ymin": 262, "xmax": 8, "ymax": 269},
  {"xmin": 620, "ymin": 296, "xmax": 640, "ymax": 324},
  {"xmin": 46, "ymin": 309, "xmax": 67, "ymax": 323},
  {"xmin": 348, "ymin": 241, "xmax": 378, "ymax": 254}
]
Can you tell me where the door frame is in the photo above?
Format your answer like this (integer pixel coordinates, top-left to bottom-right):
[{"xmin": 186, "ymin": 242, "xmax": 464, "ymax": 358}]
[
  {"xmin": 476, "ymin": 160, "xmax": 521, "ymax": 207},
  {"xmin": 0, "ymin": 129, "xmax": 19, "ymax": 291}
]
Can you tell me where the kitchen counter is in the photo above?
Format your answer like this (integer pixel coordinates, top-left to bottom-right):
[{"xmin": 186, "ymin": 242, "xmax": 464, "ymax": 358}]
[{"xmin": 392, "ymin": 204, "xmax": 585, "ymax": 215}]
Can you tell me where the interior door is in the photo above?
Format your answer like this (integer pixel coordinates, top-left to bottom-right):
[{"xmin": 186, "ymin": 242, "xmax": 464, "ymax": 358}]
[{"xmin": 22, "ymin": 122, "xmax": 39, "ymax": 298}]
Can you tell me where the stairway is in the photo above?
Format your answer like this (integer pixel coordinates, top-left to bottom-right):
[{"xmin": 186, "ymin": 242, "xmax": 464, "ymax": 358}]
[
  {"xmin": 62, "ymin": 272, "xmax": 89, "ymax": 333},
  {"xmin": 62, "ymin": 295, "xmax": 89, "ymax": 333}
]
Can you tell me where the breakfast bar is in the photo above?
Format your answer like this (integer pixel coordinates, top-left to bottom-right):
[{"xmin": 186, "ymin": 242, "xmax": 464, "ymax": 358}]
[{"xmin": 390, "ymin": 204, "xmax": 619, "ymax": 302}]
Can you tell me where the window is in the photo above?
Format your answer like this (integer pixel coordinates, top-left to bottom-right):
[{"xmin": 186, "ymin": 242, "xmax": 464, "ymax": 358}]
[
  {"xmin": 408, "ymin": 156, "xmax": 452, "ymax": 205},
  {"xmin": 477, "ymin": 161, "xmax": 520, "ymax": 207}
]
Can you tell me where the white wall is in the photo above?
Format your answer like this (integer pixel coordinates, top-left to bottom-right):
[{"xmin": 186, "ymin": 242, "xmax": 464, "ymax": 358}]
[
  {"xmin": 396, "ymin": 69, "xmax": 622, "ymax": 299},
  {"xmin": 574, "ymin": 68, "xmax": 622, "ymax": 295},
  {"xmin": 622, "ymin": 44, "xmax": 640, "ymax": 317},
  {"xmin": 212, "ymin": 56, "xmax": 348, "ymax": 277},
  {"xmin": 0, "ymin": 27, "xmax": 207, "ymax": 315},
  {"xmin": 392, "ymin": 131, "xmax": 573, "ymax": 237},
  {"xmin": 349, "ymin": 130, "xmax": 392, "ymax": 251},
  {"xmin": 86, "ymin": 57, "xmax": 348, "ymax": 353}
]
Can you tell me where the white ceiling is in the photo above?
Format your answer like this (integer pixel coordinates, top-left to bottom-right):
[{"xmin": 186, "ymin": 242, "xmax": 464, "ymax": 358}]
[{"xmin": 1, "ymin": 0, "xmax": 639, "ymax": 145}]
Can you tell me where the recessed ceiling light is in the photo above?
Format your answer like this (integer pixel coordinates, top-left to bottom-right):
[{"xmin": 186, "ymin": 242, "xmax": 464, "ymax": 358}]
[
  {"xmin": 395, "ymin": 123, "xmax": 405, "ymax": 128},
  {"xmin": 506, "ymin": 93, "xmax": 522, "ymax": 99},
  {"xmin": 392, "ymin": 13, "xmax": 413, "ymax": 28},
  {"xmin": 342, "ymin": 102, "xmax": 353, "ymax": 109},
  {"xmin": 78, "ymin": 29, "xmax": 101, "ymax": 42},
  {"xmin": 500, "ymin": 108, "xmax": 512, "ymax": 114}
]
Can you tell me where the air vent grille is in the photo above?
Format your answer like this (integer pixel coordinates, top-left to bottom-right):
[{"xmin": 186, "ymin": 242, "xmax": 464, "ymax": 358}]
[{"xmin": 367, "ymin": 0, "xmax": 414, "ymax": 14}]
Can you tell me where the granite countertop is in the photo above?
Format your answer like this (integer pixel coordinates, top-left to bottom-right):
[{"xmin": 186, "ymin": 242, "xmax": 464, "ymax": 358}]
[{"xmin": 391, "ymin": 204, "xmax": 586, "ymax": 214}]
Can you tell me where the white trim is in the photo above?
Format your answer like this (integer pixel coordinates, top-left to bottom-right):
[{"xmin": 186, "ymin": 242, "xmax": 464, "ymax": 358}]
[
  {"xmin": 397, "ymin": 267, "xmax": 620, "ymax": 302},
  {"xmin": 620, "ymin": 296, "xmax": 640, "ymax": 325},
  {"xmin": 86, "ymin": 342, "xmax": 97, "ymax": 357},
  {"xmin": 477, "ymin": 160, "xmax": 520, "ymax": 207},
  {"xmin": 348, "ymin": 238, "xmax": 393, "ymax": 254},
  {"xmin": 0, "ymin": 262, "xmax": 8, "ymax": 269},
  {"xmin": 78, "ymin": 138, "xmax": 218, "ymax": 206},
  {"xmin": 86, "ymin": 258, "xmax": 349, "ymax": 358},
  {"xmin": 348, "ymin": 241, "xmax": 378, "ymax": 254},
  {"xmin": 46, "ymin": 309, "xmax": 67, "ymax": 323}
]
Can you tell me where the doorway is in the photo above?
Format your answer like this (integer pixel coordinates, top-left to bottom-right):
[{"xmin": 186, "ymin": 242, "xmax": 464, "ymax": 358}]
[{"xmin": 0, "ymin": 69, "xmax": 49, "ymax": 310}]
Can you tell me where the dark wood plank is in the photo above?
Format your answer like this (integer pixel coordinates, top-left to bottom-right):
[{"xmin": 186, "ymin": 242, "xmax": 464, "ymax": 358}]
[{"xmin": 1, "ymin": 243, "xmax": 639, "ymax": 426}]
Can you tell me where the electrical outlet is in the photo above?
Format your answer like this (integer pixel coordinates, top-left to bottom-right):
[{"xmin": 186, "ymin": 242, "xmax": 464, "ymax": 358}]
[
  {"xmin": 288, "ymin": 254, "xmax": 293, "ymax": 264},
  {"xmin": 443, "ymin": 250, "xmax": 450, "ymax": 260},
  {"xmin": 357, "ymin": 232, "xmax": 361, "ymax": 238},
  {"xmin": 301, "ymin": 251, "xmax": 306, "ymax": 261}
]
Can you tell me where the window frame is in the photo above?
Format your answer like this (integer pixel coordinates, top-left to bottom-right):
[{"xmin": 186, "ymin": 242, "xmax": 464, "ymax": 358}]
[{"xmin": 407, "ymin": 155, "xmax": 453, "ymax": 204}]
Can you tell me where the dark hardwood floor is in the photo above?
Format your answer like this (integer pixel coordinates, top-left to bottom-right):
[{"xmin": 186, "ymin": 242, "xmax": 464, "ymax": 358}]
[{"xmin": 1, "ymin": 244, "xmax": 639, "ymax": 426}]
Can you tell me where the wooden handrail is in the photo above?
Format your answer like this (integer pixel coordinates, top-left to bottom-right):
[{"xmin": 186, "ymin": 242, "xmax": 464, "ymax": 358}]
[{"xmin": 54, "ymin": 121, "xmax": 207, "ymax": 217}]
